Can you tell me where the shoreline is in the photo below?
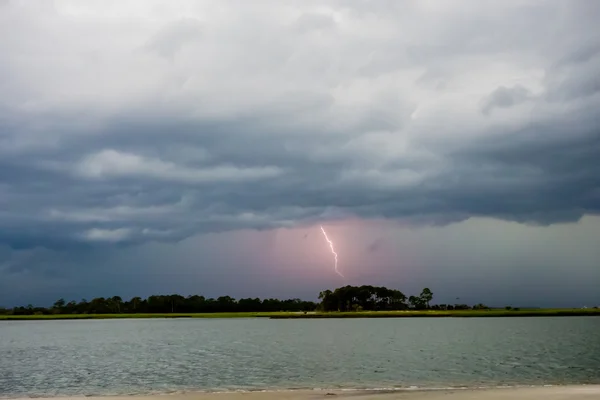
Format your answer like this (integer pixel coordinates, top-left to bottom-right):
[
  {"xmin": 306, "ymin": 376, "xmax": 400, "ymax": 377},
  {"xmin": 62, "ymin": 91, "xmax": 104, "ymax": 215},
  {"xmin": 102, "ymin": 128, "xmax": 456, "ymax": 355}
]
[
  {"xmin": 6, "ymin": 385, "xmax": 600, "ymax": 400},
  {"xmin": 1, "ymin": 308, "xmax": 599, "ymax": 321}
]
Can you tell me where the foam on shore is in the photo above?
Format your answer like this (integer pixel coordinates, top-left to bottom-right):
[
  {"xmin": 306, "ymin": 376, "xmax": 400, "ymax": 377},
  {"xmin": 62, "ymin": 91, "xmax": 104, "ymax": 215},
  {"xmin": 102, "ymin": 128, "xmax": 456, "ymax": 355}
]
[{"xmin": 10, "ymin": 385, "xmax": 600, "ymax": 400}]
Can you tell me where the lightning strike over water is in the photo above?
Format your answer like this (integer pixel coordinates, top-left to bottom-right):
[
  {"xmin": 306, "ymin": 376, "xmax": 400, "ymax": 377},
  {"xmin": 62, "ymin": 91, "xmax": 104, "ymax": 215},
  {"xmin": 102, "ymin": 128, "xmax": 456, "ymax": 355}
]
[{"xmin": 320, "ymin": 225, "xmax": 344, "ymax": 278}]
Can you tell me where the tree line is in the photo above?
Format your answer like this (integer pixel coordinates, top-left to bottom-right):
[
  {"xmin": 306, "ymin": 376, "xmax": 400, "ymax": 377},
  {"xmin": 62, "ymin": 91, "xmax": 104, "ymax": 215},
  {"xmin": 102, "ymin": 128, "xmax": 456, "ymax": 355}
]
[
  {"xmin": 1, "ymin": 295, "xmax": 318, "ymax": 315},
  {"xmin": 0, "ymin": 285, "xmax": 489, "ymax": 316}
]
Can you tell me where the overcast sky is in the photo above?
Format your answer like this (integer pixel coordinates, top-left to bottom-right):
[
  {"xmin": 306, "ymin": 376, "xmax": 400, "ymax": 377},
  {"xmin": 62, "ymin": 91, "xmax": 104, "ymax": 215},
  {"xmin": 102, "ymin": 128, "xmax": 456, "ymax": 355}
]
[{"xmin": 1, "ymin": 0, "xmax": 599, "ymax": 307}]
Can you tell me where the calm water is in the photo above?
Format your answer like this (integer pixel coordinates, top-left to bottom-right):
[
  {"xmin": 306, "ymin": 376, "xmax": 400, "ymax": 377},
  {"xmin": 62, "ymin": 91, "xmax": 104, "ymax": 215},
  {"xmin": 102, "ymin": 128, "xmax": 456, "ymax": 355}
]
[{"xmin": 1, "ymin": 317, "xmax": 599, "ymax": 397}]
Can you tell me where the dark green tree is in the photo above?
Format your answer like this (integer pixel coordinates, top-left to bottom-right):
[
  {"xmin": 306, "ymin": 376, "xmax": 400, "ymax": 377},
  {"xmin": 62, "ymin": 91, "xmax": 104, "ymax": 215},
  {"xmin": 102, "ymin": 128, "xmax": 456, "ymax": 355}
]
[
  {"xmin": 53, "ymin": 298, "xmax": 66, "ymax": 312},
  {"xmin": 130, "ymin": 297, "xmax": 142, "ymax": 312},
  {"xmin": 318, "ymin": 285, "xmax": 409, "ymax": 312},
  {"xmin": 110, "ymin": 296, "xmax": 123, "ymax": 313},
  {"xmin": 420, "ymin": 288, "xmax": 433, "ymax": 309}
]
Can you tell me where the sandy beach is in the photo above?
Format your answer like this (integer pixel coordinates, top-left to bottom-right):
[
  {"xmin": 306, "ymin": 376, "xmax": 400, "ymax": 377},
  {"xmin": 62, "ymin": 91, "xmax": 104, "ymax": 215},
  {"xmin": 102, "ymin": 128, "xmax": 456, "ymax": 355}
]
[{"xmin": 24, "ymin": 386, "xmax": 600, "ymax": 400}]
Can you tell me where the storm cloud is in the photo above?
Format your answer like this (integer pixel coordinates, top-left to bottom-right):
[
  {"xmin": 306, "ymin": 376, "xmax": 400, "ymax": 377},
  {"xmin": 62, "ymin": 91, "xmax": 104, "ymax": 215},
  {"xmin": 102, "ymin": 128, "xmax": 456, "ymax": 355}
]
[{"xmin": 1, "ymin": 1, "xmax": 599, "ymax": 306}]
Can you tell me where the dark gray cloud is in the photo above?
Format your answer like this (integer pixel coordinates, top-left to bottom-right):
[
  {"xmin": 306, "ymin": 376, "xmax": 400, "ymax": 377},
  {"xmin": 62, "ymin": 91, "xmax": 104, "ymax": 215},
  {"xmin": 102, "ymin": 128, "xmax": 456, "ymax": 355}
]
[
  {"xmin": 0, "ymin": 0, "xmax": 598, "ymax": 248},
  {"xmin": 0, "ymin": 1, "xmax": 599, "ymax": 306},
  {"xmin": 480, "ymin": 85, "xmax": 532, "ymax": 115},
  {"xmin": 366, "ymin": 238, "xmax": 385, "ymax": 254}
]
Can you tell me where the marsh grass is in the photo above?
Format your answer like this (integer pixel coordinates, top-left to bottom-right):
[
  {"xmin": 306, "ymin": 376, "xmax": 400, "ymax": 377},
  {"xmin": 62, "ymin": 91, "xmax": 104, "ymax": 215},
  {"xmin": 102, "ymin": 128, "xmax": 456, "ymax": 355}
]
[
  {"xmin": 1, "ymin": 309, "xmax": 598, "ymax": 320},
  {"xmin": 0, "ymin": 312, "xmax": 292, "ymax": 320},
  {"xmin": 269, "ymin": 308, "xmax": 600, "ymax": 318}
]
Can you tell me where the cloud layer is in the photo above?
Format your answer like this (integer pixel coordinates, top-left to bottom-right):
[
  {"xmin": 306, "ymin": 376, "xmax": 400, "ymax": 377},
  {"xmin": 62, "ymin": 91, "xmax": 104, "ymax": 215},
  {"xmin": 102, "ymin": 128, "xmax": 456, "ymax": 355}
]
[{"xmin": 1, "ymin": 0, "xmax": 599, "ymax": 251}]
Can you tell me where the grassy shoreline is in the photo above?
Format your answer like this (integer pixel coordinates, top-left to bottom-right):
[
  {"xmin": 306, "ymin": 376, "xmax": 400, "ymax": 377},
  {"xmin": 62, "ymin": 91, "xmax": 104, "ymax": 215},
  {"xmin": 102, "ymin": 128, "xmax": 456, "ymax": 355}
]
[
  {"xmin": 0, "ymin": 312, "xmax": 279, "ymax": 320},
  {"xmin": 269, "ymin": 308, "xmax": 600, "ymax": 319},
  {"xmin": 1, "ymin": 308, "xmax": 598, "ymax": 320}
]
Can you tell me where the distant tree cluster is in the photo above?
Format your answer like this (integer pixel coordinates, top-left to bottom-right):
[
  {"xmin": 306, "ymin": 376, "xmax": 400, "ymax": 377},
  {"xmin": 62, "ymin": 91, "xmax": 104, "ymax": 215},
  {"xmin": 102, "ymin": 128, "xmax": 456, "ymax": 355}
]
[
  {"xmin": 317, "ymin": 285, "xmax": 490, "ymax": 312},
  {"xmin": 1, "ymin": 295, "xmax": 317, "ymax": 316},
  {"xmin": 318, "ymin": 285, "xmax": 434, "ymax": 312}
]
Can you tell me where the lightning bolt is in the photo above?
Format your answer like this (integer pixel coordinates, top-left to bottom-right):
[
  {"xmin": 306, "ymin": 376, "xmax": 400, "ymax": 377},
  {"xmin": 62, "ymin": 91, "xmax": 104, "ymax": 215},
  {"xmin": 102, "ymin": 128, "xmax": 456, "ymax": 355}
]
[{"xmin": 320, "ymin": 225, "xmax": 344, "ymax": 278}]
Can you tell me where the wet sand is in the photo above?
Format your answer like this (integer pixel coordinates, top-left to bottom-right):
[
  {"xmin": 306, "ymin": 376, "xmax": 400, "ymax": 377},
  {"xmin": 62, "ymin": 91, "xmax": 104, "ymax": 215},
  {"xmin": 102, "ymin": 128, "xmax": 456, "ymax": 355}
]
[{"xmin": 26, "ymin": 386, "xmax": 600, "ymax": 400}]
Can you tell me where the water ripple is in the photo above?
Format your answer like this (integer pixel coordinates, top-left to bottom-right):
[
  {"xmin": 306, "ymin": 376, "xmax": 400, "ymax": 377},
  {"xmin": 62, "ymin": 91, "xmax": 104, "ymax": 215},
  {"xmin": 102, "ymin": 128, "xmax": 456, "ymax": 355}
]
[{"xmin": 0, "ymin": 317, "xmax": 599, "ymax": 397}]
